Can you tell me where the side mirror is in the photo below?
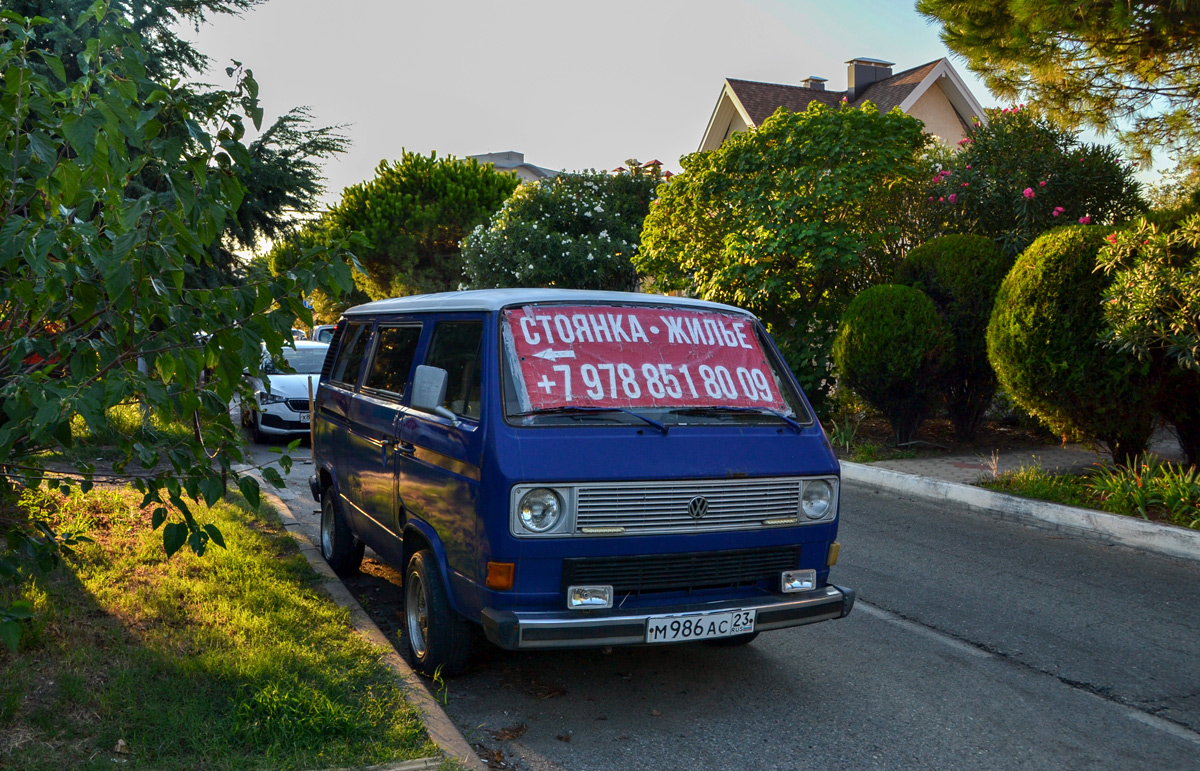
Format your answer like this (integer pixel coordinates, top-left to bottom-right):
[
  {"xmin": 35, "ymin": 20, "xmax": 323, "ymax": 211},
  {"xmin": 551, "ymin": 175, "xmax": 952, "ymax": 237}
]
[{"xmin": 411, "ymin": 365, "xmax": 459, "ymax": 425}]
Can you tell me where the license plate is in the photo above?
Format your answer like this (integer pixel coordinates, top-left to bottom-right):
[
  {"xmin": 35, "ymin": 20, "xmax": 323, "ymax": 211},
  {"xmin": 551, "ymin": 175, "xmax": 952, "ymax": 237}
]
[
  {"xmin": 645, "ymin": 609, "xmax": 756, "ymax": 643},
  {"xmin": 298, "ymin": 413, "xmax": 310, "ymax": 423}
]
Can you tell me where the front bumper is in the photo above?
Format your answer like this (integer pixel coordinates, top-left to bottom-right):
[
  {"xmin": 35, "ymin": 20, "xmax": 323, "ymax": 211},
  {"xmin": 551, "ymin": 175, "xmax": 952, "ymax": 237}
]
[{"xmin": 480, "ymin": 584, "xmax": 855, "ymax": 650}]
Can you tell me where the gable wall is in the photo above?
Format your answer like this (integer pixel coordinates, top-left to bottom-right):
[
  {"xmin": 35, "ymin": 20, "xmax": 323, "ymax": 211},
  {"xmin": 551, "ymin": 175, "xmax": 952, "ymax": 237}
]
[
  {"xmin": 906, "ymin": 81, "xmax": 967, "ymax": 146},
  {"xmin": 699, "ymin": 93, "xmax": 751, "ymax": 152}
]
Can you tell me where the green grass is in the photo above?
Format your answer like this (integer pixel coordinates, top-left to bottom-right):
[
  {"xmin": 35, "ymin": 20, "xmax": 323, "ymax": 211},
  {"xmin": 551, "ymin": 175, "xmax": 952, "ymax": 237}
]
[
  {"xmin": 0, "ymin": 488, "xmax": 434, "ymax": 770},
  {"xmin": 980, "ymin": 460, "xmax": 1200, "ymax": 529}
]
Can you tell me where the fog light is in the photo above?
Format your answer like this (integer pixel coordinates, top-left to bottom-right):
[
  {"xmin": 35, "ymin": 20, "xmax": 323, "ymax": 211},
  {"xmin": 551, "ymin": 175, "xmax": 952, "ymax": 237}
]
[
  {"xmin": 567, "ymin": 585, "xmax": 613, "ymax": 610},
  {"xmin": 781, "ymin": 569, "xmax": 816, "ymax": 593}
]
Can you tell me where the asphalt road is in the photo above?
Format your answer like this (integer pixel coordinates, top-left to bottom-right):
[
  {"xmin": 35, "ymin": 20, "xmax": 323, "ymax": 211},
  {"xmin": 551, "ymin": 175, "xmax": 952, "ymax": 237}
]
[{"xmin": 248, "ymin": 442, "xmax": 1200, "ymax": 770}]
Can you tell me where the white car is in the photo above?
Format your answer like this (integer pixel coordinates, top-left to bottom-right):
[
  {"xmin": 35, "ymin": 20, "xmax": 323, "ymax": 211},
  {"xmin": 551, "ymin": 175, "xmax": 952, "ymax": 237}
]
[
  {"xmin": 311, "ymin": 324, "xmax": 337, "ymax": 343},
  {"xmin": 243, "ymin": 340, "xmax": 329, "ymax": 443}
]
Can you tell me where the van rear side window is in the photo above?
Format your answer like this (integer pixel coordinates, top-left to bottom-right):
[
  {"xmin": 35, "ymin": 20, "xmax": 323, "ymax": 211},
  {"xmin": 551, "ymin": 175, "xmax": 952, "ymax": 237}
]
[
  {"xmin": 330, "ymin": 322, "xmax": 371, "ymax": 387},
  {"xmin": 425, "ymin": 321, "xmax": 483, "ymax": 419}
]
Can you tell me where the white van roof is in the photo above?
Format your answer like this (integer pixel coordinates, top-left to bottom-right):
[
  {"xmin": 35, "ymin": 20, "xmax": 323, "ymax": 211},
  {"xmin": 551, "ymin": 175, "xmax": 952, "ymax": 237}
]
[{"xmin": 344, "ymin": 288, "xmax": 758, "ymax": 318}]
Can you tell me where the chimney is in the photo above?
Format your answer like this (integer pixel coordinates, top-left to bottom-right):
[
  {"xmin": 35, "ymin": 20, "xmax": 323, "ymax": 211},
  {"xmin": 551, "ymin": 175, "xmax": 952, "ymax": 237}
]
[
  {"xmin": 846, "ymin": 57, "xmax": 894, "ymax": 100},
  {"xmin": 801, "ymin": 76, "xmax": 827, "ymax": 91}
]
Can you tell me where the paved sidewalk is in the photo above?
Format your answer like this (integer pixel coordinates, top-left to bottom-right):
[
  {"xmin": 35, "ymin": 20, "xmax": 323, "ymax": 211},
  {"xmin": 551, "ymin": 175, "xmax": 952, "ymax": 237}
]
[{"xmin": 862, "ymin": 429, "xmax": 1186, "ymax": 486}]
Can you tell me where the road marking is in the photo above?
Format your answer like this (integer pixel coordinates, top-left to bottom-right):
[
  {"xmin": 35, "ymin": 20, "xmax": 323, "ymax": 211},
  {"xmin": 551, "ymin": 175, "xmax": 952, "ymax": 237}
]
[
  {"xmin": 855, "ymin": 601, "xmax": 993, "ymax": 659},
  {"xmin": 857, "ymin": 601, "xmax": 1200, "ymax": 746},
  {"xmin": 1123, "ymin": 705, "xmax": 1200, "ymax": 747}
]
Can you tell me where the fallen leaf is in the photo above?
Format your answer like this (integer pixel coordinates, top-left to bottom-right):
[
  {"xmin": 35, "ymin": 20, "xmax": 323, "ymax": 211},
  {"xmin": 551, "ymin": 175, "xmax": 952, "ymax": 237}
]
[
  {"xmin": 490, "ymin": 722, "xmax": 528, "ymax": 741},
  {"xmin": 649, "ymin": 709, "xmax": 662, "ymax": 717},
  {"xmin": 556, "ymin": 730, "xmax": 573, "ymax": 743},
  {"xmin": 113, "ymin": 739, "xmax": 130, "ymax": 754}
]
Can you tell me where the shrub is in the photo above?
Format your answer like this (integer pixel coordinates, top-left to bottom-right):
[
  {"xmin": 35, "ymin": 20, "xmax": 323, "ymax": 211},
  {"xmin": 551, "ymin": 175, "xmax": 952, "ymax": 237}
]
[
  {"xmin": 897, "ymin": 235, "xmax": 1012, "ymax": 441},
  {"xmin": 1098, "ymin": 213, "xmax": 1200, "ymax": 467},
  {"xmin": 928, "ymin": 106, "xmax": 1145, "ymax": 258},
  {"xmin": 832, "ymin": 285, "xmax": 950, "ymax": 444},
  {"xmin": 461, "ymin": 164, "xmax": 659, "ymax": 291},
  {"xmin": 987, "ymin": 226, "xmax": 1157, "ymax": 461}
]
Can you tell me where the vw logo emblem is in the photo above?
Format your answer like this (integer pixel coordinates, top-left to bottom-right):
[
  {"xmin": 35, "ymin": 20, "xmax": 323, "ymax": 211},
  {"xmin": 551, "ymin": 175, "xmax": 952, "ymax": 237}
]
[{"xmin": 687, "ymin": 496, "xmax": 709, "ymax": 519}]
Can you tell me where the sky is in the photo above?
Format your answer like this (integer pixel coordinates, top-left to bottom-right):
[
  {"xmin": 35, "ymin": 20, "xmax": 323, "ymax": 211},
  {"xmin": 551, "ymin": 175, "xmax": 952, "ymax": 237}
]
[{"xmin": 185, "ymin": 0, "xmax": 1000, "ymax": 207}]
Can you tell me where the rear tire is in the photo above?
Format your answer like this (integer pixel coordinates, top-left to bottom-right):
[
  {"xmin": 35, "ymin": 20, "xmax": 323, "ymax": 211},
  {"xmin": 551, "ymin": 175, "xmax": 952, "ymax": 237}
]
[
  {"xmin": 320, "ymin": 490, "xmax": 363, "ymax": 575},
  {"xmin": 403, "ymin": 549, "xmax": 474, "ymax": 676}
]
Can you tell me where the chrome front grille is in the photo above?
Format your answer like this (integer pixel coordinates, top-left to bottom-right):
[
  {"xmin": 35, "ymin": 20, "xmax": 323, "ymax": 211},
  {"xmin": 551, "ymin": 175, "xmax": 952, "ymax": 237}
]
[
  {"xmin": 286, "ymin": 398, "xmax": 311, "ymax": 412},
  {"xmin": 575, "ymin": 477, "xmax": 804, "ymax": 535}
]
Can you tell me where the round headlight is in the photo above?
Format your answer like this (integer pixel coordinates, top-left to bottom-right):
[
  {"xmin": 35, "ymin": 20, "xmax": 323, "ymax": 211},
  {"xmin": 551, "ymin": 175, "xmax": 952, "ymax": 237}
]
[
  {"xmin": 802, "ymin": 480, "xmax": 834, "ymax": 519},
  {"xmin": 519, "ymin": 488, "xmax": 563, "ymax": 533}
]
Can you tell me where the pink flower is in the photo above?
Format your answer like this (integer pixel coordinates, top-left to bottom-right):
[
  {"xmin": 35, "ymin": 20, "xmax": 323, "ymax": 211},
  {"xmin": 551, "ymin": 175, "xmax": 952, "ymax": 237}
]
[
  {"xmin": 1039, "ymin": 181, "xmax": 1047, "ymax": 187},
  {"xmin": 948, "ymin": 194, "xmax": 957, "ymax": 203},
  {"xmin": 961, "ymin": 182, "xmax": 969, "ymax": 188},
  {"xmin": 1052, "ymin": 206, "xmax": 1065, "ymax": 217},
  {"xmin": 1023, "ymin": 187, "xmax": 1035, "ymax": 199},
  {"xmin": 928, "ymin": 196, "xmax": 934, "ymax": 202},
  {"xmin": 938, "ymin": 197, "xmax": 945, "ymax": 203},
  {"xmin": 841, "ymin": 96, "xmax": 848, "ymax": 103},
  {"xmin": 1106, "ymin": 233, "xmax": 1118, "ymax": 244},
  {"xmin": 1079, "ymin": 216, "xmax": 1091, "ymax": 224},
  {"xmin": 965, "ymin": 164, "xmax": 972, "ymax": 169}
]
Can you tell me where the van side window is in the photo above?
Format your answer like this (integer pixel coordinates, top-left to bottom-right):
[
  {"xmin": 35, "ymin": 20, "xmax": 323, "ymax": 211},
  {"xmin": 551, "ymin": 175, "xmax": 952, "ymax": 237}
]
[
  {"xmin": 425, "ymin": 321, "xmax": 483, "ymax": 420},
  {"xmin": 363, "ymin": 326, "xmax": 422, "ymax": 398},
  {"xmin": 329, "ymin": 322, "xmax": 371, "ymax": 388}
]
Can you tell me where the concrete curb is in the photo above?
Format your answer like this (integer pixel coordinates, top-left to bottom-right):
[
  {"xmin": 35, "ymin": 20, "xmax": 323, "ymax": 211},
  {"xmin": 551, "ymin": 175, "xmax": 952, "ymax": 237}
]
[
  {"xmin": 254, "ymin": 483, "xmax": 481, "ymax": 768},
  {"xmin": 841, "ymin": 461, "xmax": 1200, "ymax": 564}
]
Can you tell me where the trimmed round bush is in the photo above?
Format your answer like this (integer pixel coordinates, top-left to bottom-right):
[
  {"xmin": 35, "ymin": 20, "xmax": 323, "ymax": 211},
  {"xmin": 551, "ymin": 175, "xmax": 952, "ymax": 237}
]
[
  {"xmin": 833, "ymin": 285, "xmax": 950, "ymax": 445},
  {"xmin": 987, "ymin": 225, "xmax": 1157, "ymax": 462},
  {"xmin": 897, "ymin": 234, "xmax": 1012, "ymax": 442}
]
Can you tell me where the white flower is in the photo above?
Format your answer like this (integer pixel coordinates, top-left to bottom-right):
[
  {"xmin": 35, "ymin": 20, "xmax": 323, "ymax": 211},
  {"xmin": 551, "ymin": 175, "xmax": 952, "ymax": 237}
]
[
  {"xmin": 587, "ymin": 254, "xmax": 594, "ymax": 261},
  {"xmin": 528, "ymin": 264, "xmax": 535, "ymax": 270},
  {"xmin": 599, "ymin": 230, "xmax": 609, "ymax": 240}
]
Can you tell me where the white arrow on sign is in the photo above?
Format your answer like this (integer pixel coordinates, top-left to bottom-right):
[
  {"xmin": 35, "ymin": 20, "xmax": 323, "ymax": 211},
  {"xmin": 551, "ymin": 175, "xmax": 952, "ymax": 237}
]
[{"xmin": 533, "ymin": 348, "xmax": 576, "ymax": 361}]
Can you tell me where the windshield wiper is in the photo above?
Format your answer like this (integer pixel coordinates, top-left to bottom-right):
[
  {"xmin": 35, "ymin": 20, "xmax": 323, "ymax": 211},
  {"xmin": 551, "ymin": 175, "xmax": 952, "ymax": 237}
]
[
  {"xmin": 669, "ymin": 406, "xmax": 803, "ymax": 433},
  {"xmin": 510, "ymin": 406, "xmax": 668, "ymax": 434}
]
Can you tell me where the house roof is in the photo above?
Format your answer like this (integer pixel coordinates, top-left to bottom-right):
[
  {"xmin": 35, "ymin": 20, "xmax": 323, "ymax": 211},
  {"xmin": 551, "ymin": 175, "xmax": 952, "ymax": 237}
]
[{"xmin": 725, "ymin": 60, "xmax": 940, "ymax": 126}]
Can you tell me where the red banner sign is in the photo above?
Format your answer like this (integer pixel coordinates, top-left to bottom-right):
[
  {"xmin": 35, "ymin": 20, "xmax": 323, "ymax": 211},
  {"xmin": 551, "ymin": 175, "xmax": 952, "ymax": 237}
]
[{"xmin": 502, "ymin": 305, "xmax": 786, "ymax": 411}]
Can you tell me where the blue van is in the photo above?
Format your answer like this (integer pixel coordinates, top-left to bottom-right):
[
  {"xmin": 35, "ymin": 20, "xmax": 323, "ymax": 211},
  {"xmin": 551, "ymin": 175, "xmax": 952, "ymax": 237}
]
[{"xmin": 310, "ymin": 289, "xmax": 853, "ymax": 675}]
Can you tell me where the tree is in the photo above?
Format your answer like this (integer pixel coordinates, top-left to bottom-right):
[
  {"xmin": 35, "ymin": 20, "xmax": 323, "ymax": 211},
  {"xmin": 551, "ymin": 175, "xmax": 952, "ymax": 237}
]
[
  {"xmin": 461, "ymin": 163, "xmax": 660, "ymax": 291},
  {"xmin": 8, "ymin": 0, "xmax": 348, "ymax": 286},
  {"xmin": 0, "ymin": 6, "xmax": 356, "ymax": 609},
  {"xmin": 987, "ymin": 226, "xmax": 1157, "ymax": 462},
  {"xmin": 636, "ymin": 102, "xmax": 931, "ymax": 404},
  {"xmin": 927, "ymin": 106, "xmax": 1144, "ymax": 258},
  {"xmin": 328, "ymin": 151, "xmax": 519, "ymax": 300},
  {"xmin": 917, "ymin": 0, "xmax": 1200, "ymax": 171}
]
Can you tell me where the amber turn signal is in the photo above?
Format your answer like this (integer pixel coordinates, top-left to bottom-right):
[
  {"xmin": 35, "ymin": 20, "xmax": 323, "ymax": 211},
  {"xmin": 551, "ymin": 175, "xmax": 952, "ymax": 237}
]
[
  {"xmin": 827, "ymin": 542, "xmax": 841, "ymax": 566},
  {"xmin": 486, "ymin": 561, "xmax": 515, "ymax": 590}
]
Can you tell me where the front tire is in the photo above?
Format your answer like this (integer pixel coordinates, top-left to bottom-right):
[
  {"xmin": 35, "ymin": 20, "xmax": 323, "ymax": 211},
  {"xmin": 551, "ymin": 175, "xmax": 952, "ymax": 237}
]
[
  {"xmin": 320, "ymin": 490, "xmax": 363, "ymax": 575},
  {"xmin": 404, "ymin": 549, "xmax": 474, "ymax": 676},
  {"xmin": 250, "ymin": 412, "xmax": 267, "ymax": 444}
]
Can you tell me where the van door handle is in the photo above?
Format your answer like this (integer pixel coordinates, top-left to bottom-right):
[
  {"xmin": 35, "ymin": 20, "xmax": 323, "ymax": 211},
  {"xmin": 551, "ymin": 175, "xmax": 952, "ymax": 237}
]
[{"xmin": 398, "ymin": 442, "xmax": 416, "ymax": 457}]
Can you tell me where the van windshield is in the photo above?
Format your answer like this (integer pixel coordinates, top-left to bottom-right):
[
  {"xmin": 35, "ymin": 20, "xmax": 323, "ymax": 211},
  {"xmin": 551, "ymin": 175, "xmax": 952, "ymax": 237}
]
[{"xmin": 500, "ymin": 304, "xmax": 810, "ymax": 428}]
